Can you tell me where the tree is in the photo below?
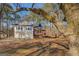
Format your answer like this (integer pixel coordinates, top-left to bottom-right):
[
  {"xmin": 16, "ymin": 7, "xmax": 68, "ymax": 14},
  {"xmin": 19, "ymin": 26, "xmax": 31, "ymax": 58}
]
[
  {"xmin": 60, "ymin": 4, "xmax": 79, "ymax": 55},
  {"xmin": 0, "ymin": 3, "xmax": 14, "ymax": 38},
  {"xmin": 0, "ymin": 3, "xmax": 20, "ymax": 39},
  {"xmin": 10, "ymin": 3, "xmax": 79, "ymax": 55}
]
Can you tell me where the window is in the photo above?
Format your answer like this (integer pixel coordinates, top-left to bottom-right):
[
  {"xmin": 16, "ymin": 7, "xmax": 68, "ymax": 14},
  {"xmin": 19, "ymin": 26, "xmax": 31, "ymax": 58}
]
[
  {"xmin": 28, "ymin": 27, "xmax": 32, "ymax": 30},
  {"xmin": 20, "ymin": 27, "xmax": 23, "ymax": 30},
  {"xmin": 26, "ymin": 27, "xmax": 32, "ymax": 30},
  {"xmin": 26, "ymin": 27, "xmax": 28, "ymax": 30},
  {"xmin": 17, "ymin": 26, "xmax": 20, "ymax": 30},
  {"xmin": 17, "ymin": 26, "xmax": 23, "ymax": 31}
]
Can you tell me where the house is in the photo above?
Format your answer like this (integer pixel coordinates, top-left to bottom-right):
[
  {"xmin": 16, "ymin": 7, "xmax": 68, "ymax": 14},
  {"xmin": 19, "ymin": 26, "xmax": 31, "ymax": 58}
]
[
  {"xmin": 13, "ymin": 20, "xmax": 33, "ymax": 39},
  {"xmin": 13, "ymin": 16, "xmax": 55, "ymax": 39}
]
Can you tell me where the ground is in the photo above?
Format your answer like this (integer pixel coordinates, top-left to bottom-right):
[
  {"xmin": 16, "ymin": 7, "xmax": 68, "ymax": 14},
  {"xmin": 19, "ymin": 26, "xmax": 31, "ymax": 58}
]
[{"xmin": 0, "ymin": 37, "xmax": 69, "ymax": 56}]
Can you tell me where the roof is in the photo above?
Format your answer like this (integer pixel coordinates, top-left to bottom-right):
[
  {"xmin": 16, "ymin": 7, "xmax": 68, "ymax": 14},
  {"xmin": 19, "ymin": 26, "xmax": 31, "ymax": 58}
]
[{"xmin": 12, "ymin": 18, "xmax": 33, "ymax": 26}]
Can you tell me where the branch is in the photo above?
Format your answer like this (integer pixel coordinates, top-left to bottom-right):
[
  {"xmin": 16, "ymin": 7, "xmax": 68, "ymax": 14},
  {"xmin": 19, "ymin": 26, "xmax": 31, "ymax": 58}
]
[
  {"xmin": 12, "ymin": 8, "xmax": 66, "ymax": 36},
  {"xmin": 32, "ymin": 3, "xmax": 35, "ymax": 8}
]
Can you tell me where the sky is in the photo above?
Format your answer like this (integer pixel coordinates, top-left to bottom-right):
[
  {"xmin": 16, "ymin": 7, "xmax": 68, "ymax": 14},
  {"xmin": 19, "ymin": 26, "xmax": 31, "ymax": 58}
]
[
  {"xmin": 10, "ymin": 3, "xmax": 44, "ymax": 17},
  {"xmin": 3, "ymin": 3, "xmax": 67, "ymax": 28},
  {"xmin": 4, "ymin": 3, "xmax": 44, "ymax": 28}
]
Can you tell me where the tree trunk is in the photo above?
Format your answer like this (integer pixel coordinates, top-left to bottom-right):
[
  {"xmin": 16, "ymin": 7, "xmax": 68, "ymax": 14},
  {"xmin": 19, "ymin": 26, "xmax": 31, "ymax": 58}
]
[{"xmin": 61, "ymin": 4, "xmax": 79, "ymax": 55}]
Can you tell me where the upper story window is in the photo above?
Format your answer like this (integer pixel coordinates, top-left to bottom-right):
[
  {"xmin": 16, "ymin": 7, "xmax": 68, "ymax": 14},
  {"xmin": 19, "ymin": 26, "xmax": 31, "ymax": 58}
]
[
  {"xmin": 28, "ymin": 27, "xmax": 32, "ymax": 30},
  {"xmin": 17, "ymin": 26, "xmax": 23, "ymax": 31},
  {"xmin": 26, "ymin": 27, "xmax": 32, "ymax": 30}
]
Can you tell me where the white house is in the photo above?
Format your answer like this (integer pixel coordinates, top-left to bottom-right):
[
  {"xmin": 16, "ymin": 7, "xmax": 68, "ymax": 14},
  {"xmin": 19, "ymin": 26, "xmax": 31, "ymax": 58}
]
[{"xmin": 13, "ymin": 21, "xmax": 33, "ymax": 39}]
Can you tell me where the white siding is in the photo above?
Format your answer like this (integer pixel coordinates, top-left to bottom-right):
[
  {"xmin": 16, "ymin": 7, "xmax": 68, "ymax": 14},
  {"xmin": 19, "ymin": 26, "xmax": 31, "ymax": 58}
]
[{"xmin": 14, "ymin": 25, "xmax": 33, "ymax": 39}]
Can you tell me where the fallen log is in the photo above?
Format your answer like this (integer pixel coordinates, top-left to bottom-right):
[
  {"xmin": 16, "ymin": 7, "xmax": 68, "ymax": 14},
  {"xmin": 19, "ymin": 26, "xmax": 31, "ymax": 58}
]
[
  {"xmin": 0, "ymin": 38, "xmax": 69, "ymax": 50},
  {"xmin": 0, "ymin": 38, "xmax": 69, "ymax": 55}
]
